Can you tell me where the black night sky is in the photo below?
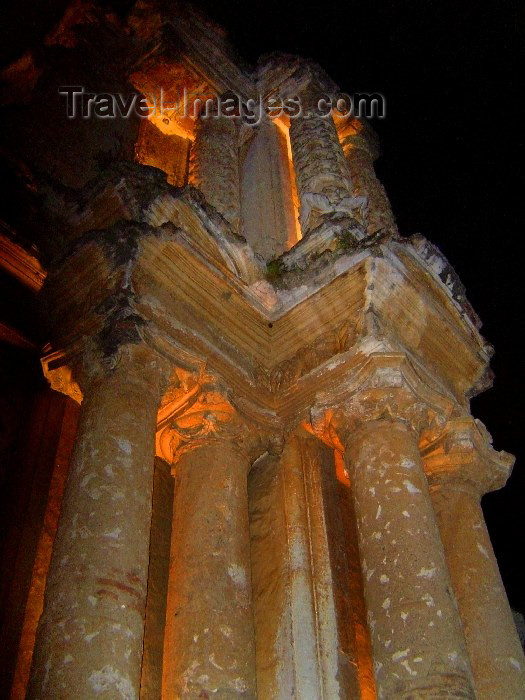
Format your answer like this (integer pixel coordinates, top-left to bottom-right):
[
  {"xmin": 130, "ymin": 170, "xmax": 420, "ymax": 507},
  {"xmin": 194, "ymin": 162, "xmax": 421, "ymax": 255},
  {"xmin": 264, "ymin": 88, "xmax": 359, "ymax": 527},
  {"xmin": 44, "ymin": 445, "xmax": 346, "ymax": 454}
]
[{"xmin": 1, "ymin": 0, "xmax": 523, "ymax": 611}]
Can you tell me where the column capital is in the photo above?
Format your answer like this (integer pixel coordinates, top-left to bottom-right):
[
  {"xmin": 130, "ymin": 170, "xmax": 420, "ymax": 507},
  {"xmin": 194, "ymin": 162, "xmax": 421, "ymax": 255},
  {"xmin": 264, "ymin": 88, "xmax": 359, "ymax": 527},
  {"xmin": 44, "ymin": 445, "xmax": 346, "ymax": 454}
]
[
  {"xmin": 421, "ymin": 416, "xmax": 514, "ymax": 496},
  {"xmin": 156, "ymin": 372, "xmax": 281, "ymax": 468},
  {"xmin": 42, "ymin": 338, "xmax": 173, "ymax": 404},
  {"xmin": 40, "ymin": 218, "xmax": 180, "ymax": 402},
  {"xmin": 310, "ymin": 353, "xmax": 456, "ymax": 445}
]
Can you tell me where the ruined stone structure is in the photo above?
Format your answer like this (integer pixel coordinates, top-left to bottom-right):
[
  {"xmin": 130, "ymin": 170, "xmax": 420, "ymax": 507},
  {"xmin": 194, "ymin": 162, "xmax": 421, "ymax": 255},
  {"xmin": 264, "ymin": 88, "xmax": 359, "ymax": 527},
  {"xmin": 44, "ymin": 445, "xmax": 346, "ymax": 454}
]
[{"xmin": 0, "ymin": 2, "xmax": 523, "ymax": 699}]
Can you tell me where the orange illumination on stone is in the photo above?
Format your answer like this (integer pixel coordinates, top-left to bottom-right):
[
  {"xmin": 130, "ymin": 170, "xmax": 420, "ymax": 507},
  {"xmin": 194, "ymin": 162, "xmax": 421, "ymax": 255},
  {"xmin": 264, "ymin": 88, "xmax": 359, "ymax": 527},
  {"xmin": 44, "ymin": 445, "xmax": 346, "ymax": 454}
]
[
  {"xmin": 146, "ymin": 109, "xmax": 195, "ymax": 141},
  {"xmin": 334, "ymin": 446, "xmax": 350, "ymax": 486},
  {"xmin": 334, "ymin": 448, "xmax": 377, "ymax": 699},
  {"xmin": 355, "ymin": 620, "xmax": 378, "ymax": 700},
  {"xmin": 274, "ymin": 116, "xmax": 302, "ymax": 243}
]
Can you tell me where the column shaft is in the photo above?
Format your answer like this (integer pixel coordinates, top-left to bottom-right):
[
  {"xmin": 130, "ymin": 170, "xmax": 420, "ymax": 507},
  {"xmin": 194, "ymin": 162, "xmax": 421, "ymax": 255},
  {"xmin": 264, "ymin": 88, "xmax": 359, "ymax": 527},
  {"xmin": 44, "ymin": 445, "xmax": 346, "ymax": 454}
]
[
  {"xmin": 162, "ymin": 441, "xmax": 256, "ymax": 698},
  {"xmin": 139, "ymin": 458, "xmax": 174, "ymax": 700},
  {"xmin": 289, "ymin": 107, "xmax": 353, "ymax": 233},
  {"xmin": 430, "ymin": 484, "xmax": 525, "ymax": 699},
  {"xmin": 189, "ymin": 115, "xmax": 241, "ymax": 231},
  {"xmin": 345, "ymin": 421, "xmax": 474, "ymax": 699},
  {"xmin": 28, "ymin": 349, "xmax": 163, "ymax": 699},
  {"xmin": 342, "ymin": 133, "xmax": 396, "ymax": 234}
]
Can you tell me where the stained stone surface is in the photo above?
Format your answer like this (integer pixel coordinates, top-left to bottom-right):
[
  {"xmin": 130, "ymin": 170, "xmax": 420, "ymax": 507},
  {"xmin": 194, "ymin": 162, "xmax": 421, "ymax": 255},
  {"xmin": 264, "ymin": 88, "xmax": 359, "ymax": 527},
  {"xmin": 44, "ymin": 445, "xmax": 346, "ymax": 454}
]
[
  {"xmin": 27, "ymin": 347, "xmax": 166, "ymax": 699},
  {"xmin": 0, "ymin": 3, "xmax": 522, "ymax": 699},
  {"xmin": 163, "ymin": 441, "xmax": 256, "ymax": 699},
  {"xmin": 345, "ymin": 421, "xmax": 475, "ymax": 699},
  {"xmin": 430, "ymin": 486, "xmax": 525, "ymax": 699}
]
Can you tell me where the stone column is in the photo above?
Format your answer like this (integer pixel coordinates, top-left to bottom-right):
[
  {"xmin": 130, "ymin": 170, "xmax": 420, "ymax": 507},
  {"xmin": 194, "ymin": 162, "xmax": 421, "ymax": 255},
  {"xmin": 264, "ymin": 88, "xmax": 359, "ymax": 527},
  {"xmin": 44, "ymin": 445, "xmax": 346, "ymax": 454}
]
[
  {"xmin": 288, "ymin": 83, "xmax": 365, "ymax": 235},
  {"xmin": 340, "ymin": 125, "xmax": 397, "ymax": 235},
  {"xmin": 162, "ymin": 434, "xmax": 258, "ymax": 698},
  {"xmin": 139, "ymin": 457, "xmax": 175, "ymax": 700},
  {"xmin": 189, "ymin": 103, "xmax": 241, "ymax": 232},
  {"xmin": 327, "ymin": 361, "xmax": 475, "ymax": 698},
  {"xmin": 423, "ymin": 418, "xmax": 525, "ymax": 699},
  {"xmin": 27, "ymin": 343, "xmax": 169, "ymax": 699}
]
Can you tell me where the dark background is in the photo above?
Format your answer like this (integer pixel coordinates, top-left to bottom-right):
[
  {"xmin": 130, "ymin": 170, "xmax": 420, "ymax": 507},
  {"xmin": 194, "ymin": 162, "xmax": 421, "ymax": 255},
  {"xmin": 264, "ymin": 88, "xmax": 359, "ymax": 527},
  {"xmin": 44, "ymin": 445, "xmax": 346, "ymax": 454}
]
[{"xmin": 1, "ymin": 0, "xmax": 523, "ymax": 611}]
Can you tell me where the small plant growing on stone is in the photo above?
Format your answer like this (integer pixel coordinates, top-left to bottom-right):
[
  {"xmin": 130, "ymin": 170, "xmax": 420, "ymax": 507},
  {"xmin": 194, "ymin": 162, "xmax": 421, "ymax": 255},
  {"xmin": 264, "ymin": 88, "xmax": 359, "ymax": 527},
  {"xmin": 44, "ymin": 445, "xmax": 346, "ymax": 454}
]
[
  {"xmin": 265, "ymin": 257, "xmax": 285, "ymax": 282},
  {"xmin": 335, "ymin": 229, "xmax": 358, "ymax": 251}
]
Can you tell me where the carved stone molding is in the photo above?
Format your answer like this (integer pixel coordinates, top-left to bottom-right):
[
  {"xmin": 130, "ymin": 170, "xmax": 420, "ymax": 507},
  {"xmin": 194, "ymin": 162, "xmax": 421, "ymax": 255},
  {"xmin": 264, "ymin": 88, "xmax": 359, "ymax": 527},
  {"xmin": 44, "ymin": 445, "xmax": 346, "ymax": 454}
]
[
  {"xmin": 255, "ymin": 319, "xmax": 357, "ymax": 392},
  {"xmin": 309, "ymin": 352, "xmax": 457, "ymax": 446},
  {"xmin": 41, "ymin": 349, "xmax": 83, "ymax": 404},
  {"xmin": 156, "ymin": 371, "xmax": 278, "ymax": 466},
  {"xmin": 421, "ymin": 416, "xmax": 514, "ymax": 496}
]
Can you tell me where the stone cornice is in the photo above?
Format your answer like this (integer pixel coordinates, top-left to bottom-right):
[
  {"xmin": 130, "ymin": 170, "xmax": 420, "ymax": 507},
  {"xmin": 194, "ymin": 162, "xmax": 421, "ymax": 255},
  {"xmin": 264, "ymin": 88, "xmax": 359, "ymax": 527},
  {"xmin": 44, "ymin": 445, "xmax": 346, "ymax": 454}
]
[
  {"xmin": 421, "ymin": 416, "xmax": 515, "ymax": 496},
  {"xmin": 40, "ymin": 186, "xmax": 492, "ymax": 424},
  {"xmin": 308, "ymin": 352, "xmax": 457, "ymax": 447}
]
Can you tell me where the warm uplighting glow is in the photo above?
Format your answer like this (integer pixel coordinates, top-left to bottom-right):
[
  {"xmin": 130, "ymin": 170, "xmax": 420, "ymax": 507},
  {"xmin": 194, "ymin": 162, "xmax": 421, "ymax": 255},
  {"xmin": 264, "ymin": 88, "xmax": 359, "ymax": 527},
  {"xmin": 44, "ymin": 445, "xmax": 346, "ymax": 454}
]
[
  {"xmin": 274, "ymin": 115, "xmax": 302, "ymax": 244},
  {"xmin": 335, "ymin": 448, "xmax": 377, "ymax": 699},
  {"xmin": 334, "ymin": 448, "xmax": 350, "ymax": 486},
  {"xmin": 146, "ymin": 108, "xmax": 195, "ymax": 141},
  {"xmin": 135, "ymin": 118, "xmax": 192, "ymax": 187},
  {"xmin": 355, "ymin": 621, "xmax": 378, "ymax": 700}
]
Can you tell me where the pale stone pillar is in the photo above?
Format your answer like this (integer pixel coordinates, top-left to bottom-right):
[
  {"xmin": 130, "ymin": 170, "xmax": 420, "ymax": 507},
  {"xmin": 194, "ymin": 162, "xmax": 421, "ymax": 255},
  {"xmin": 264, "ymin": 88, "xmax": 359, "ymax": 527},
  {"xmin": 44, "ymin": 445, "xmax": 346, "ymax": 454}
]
[
  {"xmin": 27, "ymin": 344, "xmax": 169, "ymax": 699},
  {"xmin": 189, "ymin": 106, "xmax": 241, "ymax": 231},
  {"xmin": 239, "ymin": 119, "xmax": 298, "ymax": 258},
  {"xmin": 288, "ymin": 85, "xmax": 364, "ymax": 235},
  {"xmin": 343, "ymin": 419, "xmax": 475, "ymax": 698},
  {"xmin": 162, "ymin": 439, "xmax": 257, "ymax": 699},
  {"xmin": 340, "ymin": 126, "xmax": 397, "ymax": 235},
  {"xmin": 424, "ymin": 418, "xmax": 525, "ymax": 699},
  {"xmin": 317, "ymin": 361, "xmax": 477, "ymax": 699},
  {"xmin": 279, "ymin": 432, "xmax": 340, "ymax": 699},
  {"xmin": 248, "ymin": 430, "xmax": 360, "ymax": 700}
]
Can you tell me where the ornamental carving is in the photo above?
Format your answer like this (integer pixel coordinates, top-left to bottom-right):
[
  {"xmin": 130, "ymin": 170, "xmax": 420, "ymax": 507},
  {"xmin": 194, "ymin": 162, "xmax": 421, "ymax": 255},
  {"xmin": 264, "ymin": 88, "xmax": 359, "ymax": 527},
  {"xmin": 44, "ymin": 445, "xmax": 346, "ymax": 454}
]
[
  {"xmin": 421, "ymin": 416, "xmax": 514, "ymax": 496},
  {"xmin": 308, "ymin": 352, "xmax": 457, "ymax": 445},
  {"xmin": 156, "ymin": 367, "xmax": 277, "ymax": 465},
  {"xmin": 255, "ymin": 319, "xmax": 356, "ymax": 392}
]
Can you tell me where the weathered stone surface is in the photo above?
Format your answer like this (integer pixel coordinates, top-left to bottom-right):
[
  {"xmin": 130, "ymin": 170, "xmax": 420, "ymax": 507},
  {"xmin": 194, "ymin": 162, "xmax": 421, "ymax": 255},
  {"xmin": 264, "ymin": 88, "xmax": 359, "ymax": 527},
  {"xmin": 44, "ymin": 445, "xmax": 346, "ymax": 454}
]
[
  {"xmin": 139, "ymin": 458, "xmax": 174, "ymax": 700},
  {"xmin": 424, "ymin": 418, "xmax": 525, "ymax": 699},
  {"xmin": 240, "ymin": 120, "xmax": 298, "ymax": 259},
  {"xmin": 163, "ymin": 440, "xmax": 257, "ymax": 699},
  {"xmin": 338, "ymin": 121, "xmax": 397, "ymax": 235},
  {"xmin": 249, "ymin": 432, "xmax": 363, "ymax": 700},
  {"xmin": 345, "ymin": 420, "xmax": 475, "ymax": 699},
  {"xmin": 1, "ymin": 394, "xmax": 78, "ymax": 700},
  {"xmin": 288, "ymin": 99, "xmax": 361, "ymax": 235},
  {"xmin": 189, "ymin": 113, "xmax": 242, "ymax": 232},
  {"xmin": 1, "ymin": 4, "xmax": 519, "ymax": 699},
  {"xmin": 249, "ymin": 454, "xmax": 295, "ymax": 699},
  {"xmin": 27, "ymin": 345, "xmax": 169, "ymax": 699}
]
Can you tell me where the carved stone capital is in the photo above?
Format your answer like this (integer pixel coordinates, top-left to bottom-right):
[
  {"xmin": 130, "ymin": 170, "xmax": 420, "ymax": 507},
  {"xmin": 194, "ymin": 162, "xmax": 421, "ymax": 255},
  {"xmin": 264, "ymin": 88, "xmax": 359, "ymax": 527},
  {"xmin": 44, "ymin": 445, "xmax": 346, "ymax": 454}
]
[
  {"xmin": 309, "ymin": 353, "xmax": 456, "ymax": 447},
  {"xmin": 156, "ymin": 371, "xmax": 279, "ymax": 467},
  {"xmin": 421, "ymin": 416, "xmax": 514, "ymax": 497},
  {"xmin": 42, "ymin": 339, "xmax": 173, "ymax": 404},
  {"xmin": 41, "ymin": 349, "xmax": 83, "ymax": 404}
]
